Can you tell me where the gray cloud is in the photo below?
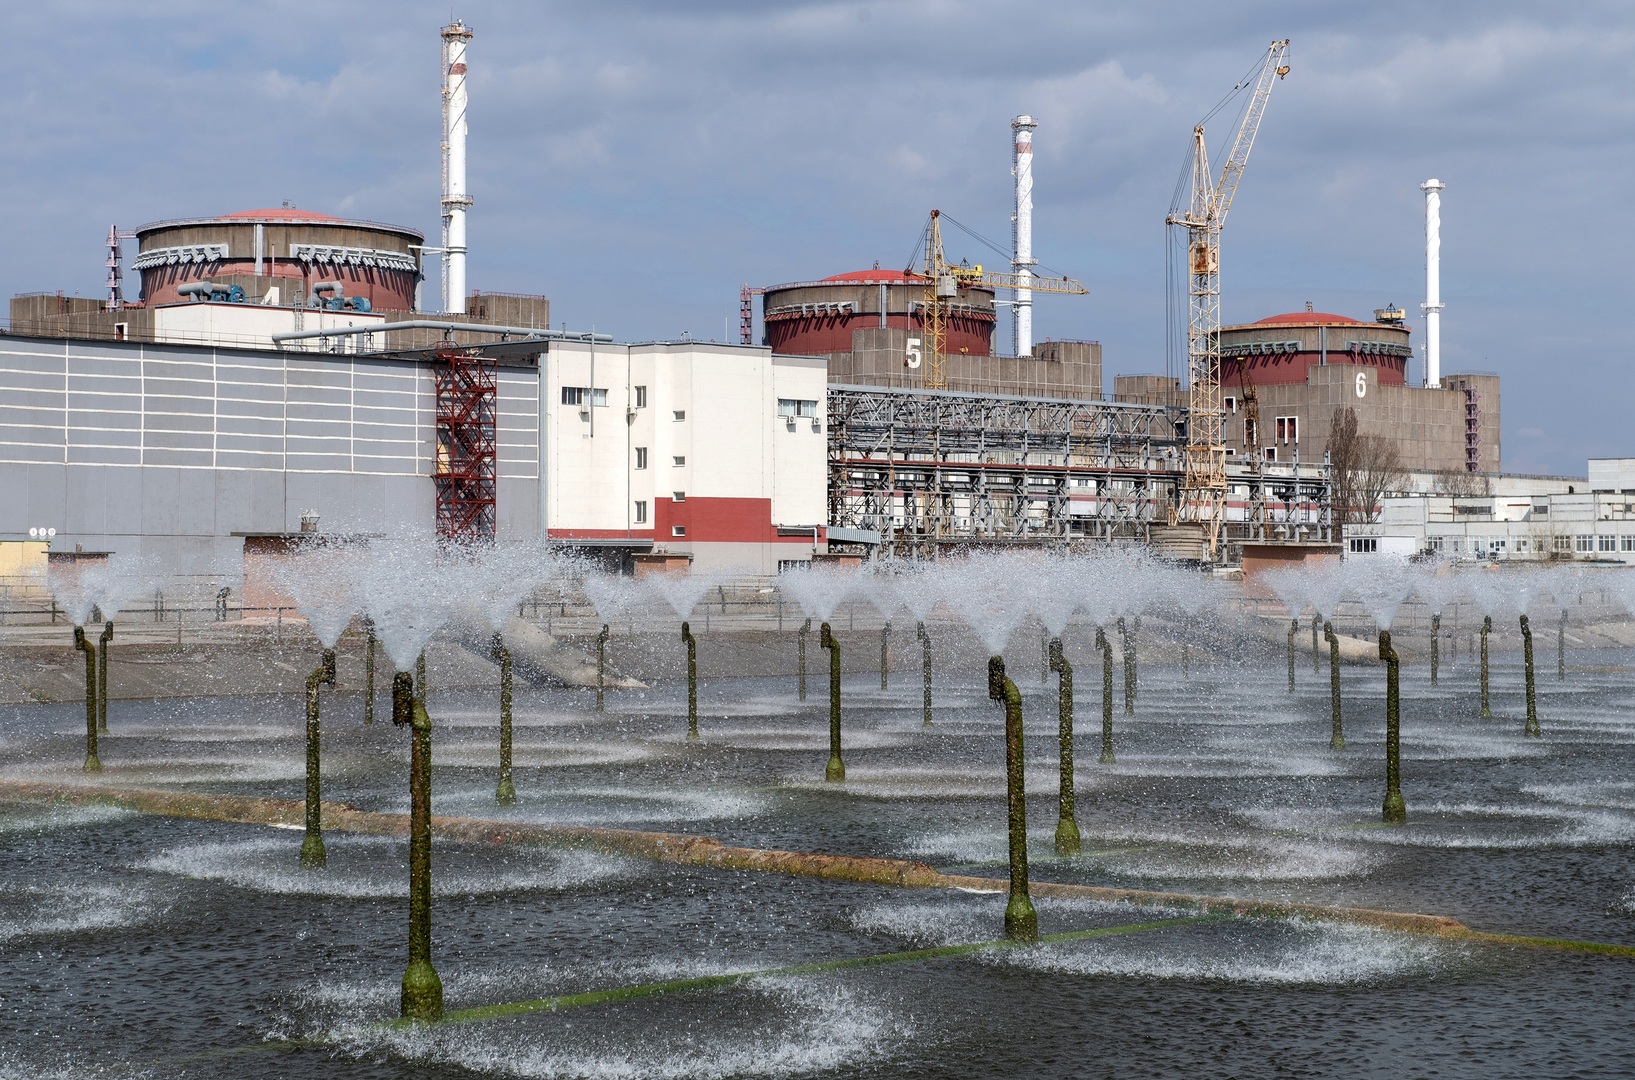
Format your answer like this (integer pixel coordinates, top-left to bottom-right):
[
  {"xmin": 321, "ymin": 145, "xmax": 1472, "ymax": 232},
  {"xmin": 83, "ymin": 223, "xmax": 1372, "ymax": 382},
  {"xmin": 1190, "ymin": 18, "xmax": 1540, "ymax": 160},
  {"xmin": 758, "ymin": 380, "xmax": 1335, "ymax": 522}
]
[{"xmin": 2, "ymin": 0, "xmax": 1628, "ymax": 474}]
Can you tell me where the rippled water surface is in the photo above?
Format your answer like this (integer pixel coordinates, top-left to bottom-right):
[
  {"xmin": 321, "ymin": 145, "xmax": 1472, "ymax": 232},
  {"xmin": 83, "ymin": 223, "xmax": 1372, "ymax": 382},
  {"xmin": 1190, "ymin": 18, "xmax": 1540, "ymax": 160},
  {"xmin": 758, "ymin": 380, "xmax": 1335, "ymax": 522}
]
[{"xmin": 4, "ymin": 644, "xmax": 1635, "ymax": 1077}]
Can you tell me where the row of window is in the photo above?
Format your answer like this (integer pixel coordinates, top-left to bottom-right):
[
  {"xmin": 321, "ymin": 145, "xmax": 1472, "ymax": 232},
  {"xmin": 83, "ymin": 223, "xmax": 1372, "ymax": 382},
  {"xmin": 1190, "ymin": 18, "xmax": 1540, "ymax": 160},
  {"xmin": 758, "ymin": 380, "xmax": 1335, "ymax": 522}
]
[
  {"xmin": 629, "ymin": 500, "xmax": 688, "ymax": 537},
  {"xmin": 630, "ymin": 448, "xmax": 687, "ymax": 469},
  {"xmin": 560, "ymin": 386, "xmax": 818, "ymax": 425},
  {"xmin": 1425, "ymin": 534, "xmax": 1635, "ymax": 555},
  {"xmin": 1237, "ymin": 415, "xmax": 1298, "ymax": 447}
]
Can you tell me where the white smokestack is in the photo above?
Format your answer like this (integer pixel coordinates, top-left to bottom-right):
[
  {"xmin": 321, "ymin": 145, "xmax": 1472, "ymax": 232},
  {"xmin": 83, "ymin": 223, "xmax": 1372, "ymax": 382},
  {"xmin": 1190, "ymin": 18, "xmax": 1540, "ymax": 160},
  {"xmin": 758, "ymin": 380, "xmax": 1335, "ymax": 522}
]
[
  {"xmin": 1011, "ymin": 115, "xmax": 1037, "ymax": 358},
  {"xmin": 1421, "ymin": 178, "xmax": 1445, "ymax": 389},
  {"xmin": 441, "ymin": 22, "xmax": 474, "ymax": 316}
]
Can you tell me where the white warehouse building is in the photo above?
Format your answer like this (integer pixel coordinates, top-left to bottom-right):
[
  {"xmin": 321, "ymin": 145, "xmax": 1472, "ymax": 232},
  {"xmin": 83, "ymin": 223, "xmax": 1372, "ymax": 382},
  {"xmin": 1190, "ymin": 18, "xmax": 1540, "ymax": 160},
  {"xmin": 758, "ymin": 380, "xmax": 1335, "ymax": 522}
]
[{"xmin": 0, "ymin": 316, "xmax": 829, "ymax": 579}]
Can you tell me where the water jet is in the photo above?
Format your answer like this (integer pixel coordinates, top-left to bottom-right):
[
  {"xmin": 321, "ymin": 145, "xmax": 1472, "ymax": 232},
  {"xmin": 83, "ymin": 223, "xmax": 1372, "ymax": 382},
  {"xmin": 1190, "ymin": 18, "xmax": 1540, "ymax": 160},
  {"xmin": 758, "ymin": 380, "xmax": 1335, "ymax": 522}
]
[
  {"xmin": 1096, "ymin": 626, "xmax": 1114, "ymax": 765},
  {"xmin": 1287, "ymin": 618, "xmax": 1298, "ymax": 692},
  {"xmin": 363, "ymin": 617, "xmax": 377, "ymax": 724},
  {"xmin": 1380, "ymin": 629, "xmax": 1405, "ymax": 824},
  {"xmin": 1558, "ymin": 609, "xmax": 1567, "ymax": 682},
  {"xmin": 880, "ymin": 622, "xmax": 891, "ymax": 690},
  {"xmin": 492, "ymin": 633, "xmax": 516, "ymax": 804},
  {"xmin": 1480, "ymin": 615, "xmax": 1492, "ymax": 718},
  {"xmin": 916, "ymin": 621, "xmax": 932, "ymax": 727},
  {"xmin": 1119, "ymin": 617, "xmax": 1136, "ymax": 715},
  {"xmin": 300, "ymin": 648, "xmax": 337, "ymax": 868},
  {"xmin": 1325, "ymin": 621, "xmax": 1343, "ymax": 750},
  {"xmin": 820, "ymin": 622, "xmax": 844, "ymax": 782},
  {"xmin": 1521, "ymin": 613, "xmax": 1540, "ymax": 738},
  {"xmin": 797, "ymin": 618, "xmax": 810, "ymax": 701},
  {"xmin": 1048, "ymin": 637, "xmax": 1080, "ymax": 856},
  {"xmin": 681, "ymin": 621, "xmax": 699, "ymax": 741},
  {"xmin": 1311, "ymin": 614, "xmax": 1321, "ymax": 674},
  {"xmin": 1430, "ymin": 613, "xmax": 1440, "ymax": 686},
  {"xmin": 596, "ymin": 623, "xmax": 609, "ymax": 712},
  {"xmin": 74, "ymin": 625, "xmax": 100, "ymax": 773},
  {"xmin": 988, "ymin": 656, "xmax": 1037, "ymax": 942}
]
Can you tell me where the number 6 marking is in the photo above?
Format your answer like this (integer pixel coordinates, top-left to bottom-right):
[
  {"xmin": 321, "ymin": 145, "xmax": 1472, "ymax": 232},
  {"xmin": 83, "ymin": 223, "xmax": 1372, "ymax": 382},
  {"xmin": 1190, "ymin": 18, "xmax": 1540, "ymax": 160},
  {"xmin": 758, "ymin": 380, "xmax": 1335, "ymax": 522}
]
[{"xmin": 1355, "ymin": 371, "xmax": 1367, "ymax": 398}]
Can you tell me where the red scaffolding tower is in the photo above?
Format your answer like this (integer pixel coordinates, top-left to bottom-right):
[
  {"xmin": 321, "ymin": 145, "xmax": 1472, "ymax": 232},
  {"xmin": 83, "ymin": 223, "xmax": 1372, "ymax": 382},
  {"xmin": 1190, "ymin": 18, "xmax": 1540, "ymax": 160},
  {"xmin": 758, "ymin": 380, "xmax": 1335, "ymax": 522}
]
[{"xmin": 432, "ymin": 345, "xmax": 497, "ymax": 543}]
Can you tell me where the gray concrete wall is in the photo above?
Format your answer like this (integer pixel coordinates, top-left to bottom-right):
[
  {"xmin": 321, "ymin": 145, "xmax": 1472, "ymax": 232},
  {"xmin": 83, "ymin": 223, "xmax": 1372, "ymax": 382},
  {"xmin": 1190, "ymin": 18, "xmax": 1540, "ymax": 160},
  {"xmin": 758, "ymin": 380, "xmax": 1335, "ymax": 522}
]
[{"xmin": 830, "ymin": 328, "xmax": 1101, "ymax": 398}]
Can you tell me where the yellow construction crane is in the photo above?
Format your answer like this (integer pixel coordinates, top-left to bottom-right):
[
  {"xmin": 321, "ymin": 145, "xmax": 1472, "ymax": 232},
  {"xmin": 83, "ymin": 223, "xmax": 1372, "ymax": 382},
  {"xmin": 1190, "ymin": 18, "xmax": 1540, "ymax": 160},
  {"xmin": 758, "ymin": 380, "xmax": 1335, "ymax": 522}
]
[
  {"xmin": 912, "ymin": 209, "xmax": 1086, "ymax": 389},
  {"xmin": 1166, "ymin": 39, "xmax": 1290, "ymax": 558}
]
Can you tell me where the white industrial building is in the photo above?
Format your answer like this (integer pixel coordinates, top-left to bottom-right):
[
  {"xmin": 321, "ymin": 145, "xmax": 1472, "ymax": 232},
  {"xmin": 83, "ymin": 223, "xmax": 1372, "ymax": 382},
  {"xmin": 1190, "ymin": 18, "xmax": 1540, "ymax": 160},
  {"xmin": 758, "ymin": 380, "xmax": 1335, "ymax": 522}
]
[
  {"xmin": 0, "ymin": 323, "xmax": 829, "ymax": 580},
  {"xmin": 1346, "ymin": 459, "xmax": 1635, "ymax": 565}
]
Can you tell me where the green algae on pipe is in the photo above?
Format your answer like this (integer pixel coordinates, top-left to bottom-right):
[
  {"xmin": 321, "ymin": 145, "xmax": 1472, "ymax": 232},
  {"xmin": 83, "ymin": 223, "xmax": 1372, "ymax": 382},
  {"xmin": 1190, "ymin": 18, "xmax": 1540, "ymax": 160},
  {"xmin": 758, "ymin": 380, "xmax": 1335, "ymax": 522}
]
[
  {"xmin": 1479, "ymin": 615, "xmax": 1492, "ymax": 718},
  {"xmin": 880, "ymin": 622, "xmax": 890, "ymax": 690},
  {"xmin": 1118, "ymin": 617, "xmax": 1137, "ymax": 715},
  {"xmin": 916, "ymin": 621, "xmax": 933, "ymax": 727},
  {"xmin": 395, "ymin": 669, "xmax": 443, "ymax": 1023},
  {"xmin": 492, "ymin": 634, "xmax": 516, "ymax": 805},
  {"xmin": 74, "ymin": 626, "xmax": 100, "ymax": 773},
  {"xmin": 97, "ymin": 621, "xmax": 112, "ymax": 733},
  {"xmin": 1520, "ymin": 613, "xmax": 1540, "ymax": 738},
  {"xmin": 820, "ymin": 622, "xmax": 844, "ymax": 781},
  {"xmin": 1048, "ymin": 637, "xmax": 1080, "ymax": 857},
  {"xmin": 1287, "ymin": 618, "xmax": 1298, "ymax": 692},
  {"xmin": 300, "ymin": 648, "xmax": 337, "ymax": 869},
  {"xmin": 596, "ymin": 624, "xmax": 609, "ymax": 712},
  {"xmin": 988, "ymin": 656, "xmax": 1037, "ymax": 942},
  {"xmin": 797, "ymin": 618, "xmax": 810, "ymax": 702},
  {"xmin": 1430, "ymin": 612, "xmax": 1440, "ymax": 686},
  {"xmin": 1325, "ymin": 620, "xmax": 1344, "ymax": 751},
  {"xmin": 681, "ymin": 621, "xmax": 699, "ymax": 741},
  {"xmin": 1379, "ymin": 629, "xmax": 1405, "ymax": 824},
  {"xmin": 363, "ymin": 618, "xmax": 376, "ymax": 725}
]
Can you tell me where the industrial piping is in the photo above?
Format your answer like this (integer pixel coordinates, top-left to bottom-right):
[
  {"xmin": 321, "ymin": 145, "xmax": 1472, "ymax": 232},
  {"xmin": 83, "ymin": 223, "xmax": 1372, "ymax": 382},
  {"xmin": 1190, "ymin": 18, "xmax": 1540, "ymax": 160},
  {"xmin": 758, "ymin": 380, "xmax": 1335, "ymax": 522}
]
[
  {"xmin": 441, "ymin": 21, "xmax": 474, "ymax": 316},
  {"xmin": 1421, "ymin": 178, "xmax": 1445, "ymax": 389},
  {"xmin": 1011, "ymin": 115, "xmax": 1037, "ymax": 358}
]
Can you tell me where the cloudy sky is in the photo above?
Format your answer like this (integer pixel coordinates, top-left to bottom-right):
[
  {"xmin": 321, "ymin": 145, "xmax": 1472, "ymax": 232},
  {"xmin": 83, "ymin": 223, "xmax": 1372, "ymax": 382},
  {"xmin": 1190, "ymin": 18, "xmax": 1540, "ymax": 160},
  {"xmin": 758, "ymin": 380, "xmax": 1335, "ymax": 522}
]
[{"xmin": 6, "ymin": 2, "xmax": 1630, "ymax": 475}]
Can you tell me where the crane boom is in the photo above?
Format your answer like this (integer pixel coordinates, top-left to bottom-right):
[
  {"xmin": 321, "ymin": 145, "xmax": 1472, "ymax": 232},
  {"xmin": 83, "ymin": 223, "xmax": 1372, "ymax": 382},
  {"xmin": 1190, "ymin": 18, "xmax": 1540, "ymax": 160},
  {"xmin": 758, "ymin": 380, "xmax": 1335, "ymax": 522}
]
[{"xmin": 1166, "ymin": 39, "xmax": 1290, "ymax": 559}]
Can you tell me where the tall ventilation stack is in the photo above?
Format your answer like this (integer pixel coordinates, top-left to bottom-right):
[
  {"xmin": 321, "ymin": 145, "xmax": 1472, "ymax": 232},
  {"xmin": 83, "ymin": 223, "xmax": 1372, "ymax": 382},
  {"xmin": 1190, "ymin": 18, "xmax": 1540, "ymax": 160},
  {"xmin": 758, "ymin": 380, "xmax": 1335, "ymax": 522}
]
[
  {"xmin": 441, "ymin": 21, "xmax": 474, "ymax": 315},
  {"xmin": 1011, "ymin": 115, "xmax": 1038, "ymax": 358},
  {"xmin": 1421, "ymin": 178, "xmax": 1445, "ymax": 388}
]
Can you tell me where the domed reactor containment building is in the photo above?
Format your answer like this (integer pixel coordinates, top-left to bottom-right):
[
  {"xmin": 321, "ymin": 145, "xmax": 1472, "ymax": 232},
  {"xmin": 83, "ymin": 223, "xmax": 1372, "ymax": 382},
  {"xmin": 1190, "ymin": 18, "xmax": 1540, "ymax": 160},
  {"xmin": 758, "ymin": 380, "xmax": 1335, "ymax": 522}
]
[
  {"xmin": 132, "ymin": 207, "xmax": 424, "ymax": 311},
  {"xmin": 759, "ymin": 269, "xmax": 1102, "ymax": 400}
]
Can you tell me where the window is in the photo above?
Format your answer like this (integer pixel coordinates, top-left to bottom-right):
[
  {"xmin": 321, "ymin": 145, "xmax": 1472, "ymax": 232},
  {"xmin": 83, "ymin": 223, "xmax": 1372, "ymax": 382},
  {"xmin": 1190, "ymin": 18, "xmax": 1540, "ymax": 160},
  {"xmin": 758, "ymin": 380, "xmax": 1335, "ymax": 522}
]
[
  {"xmin": 1244, "ymin": 418, "xmax": 1258, "ymax": 446},
  {"xmin": 634, "ymin": 386, "xmax": 647, "ymax": 408},
  {"xmin": 673, "ymin": 410, "xmax": 686, "ymax": 422},
  {"xmin": 1275, "ymin": 416, "xmax": 1298, "ymax": 445},
  {"xmin": 1622, "ymin": 536, "xmax": 1635, "ymax": 552},
  {"xmin": 1554, "ymin": 536, "xmax": 1572, "ymax": 553},
  {"xmin": 1428, "ymin": 536, "xmax": 1446, "ymax": 553},
  {"xmin": 777, "ymin": 398, "xmax": 819, "ymax": 418},
  {"xmin": 561, "ymin": 387, "xmax": 607, "ymax": 406},
  {"xmin": 673, "ymin": 455, "xmax": 686, "ymax": 467},
  {"xmin": 1224, "ymin": 396, "xmax": 1237, "ymax": 414},
  {"xmin": 1575, "ymin": 535, "xmax": 1594, "ymax": 552},
  {"xmin": 634, "ymin": 500, "xmax": 648, "ymax": 524},
  {"xmin": 634, "ymin": 447, "xmax": 648, "ymax": 469},
  {"xmin": 1492, "ymin": 538, "xmax": 1508, "ymax": 553},
  {"xmin": 1349, "ymin": 537, "xmax": 1379, "ymax": 554},
  {"xmin": 672, "ymin": 525, "xmax": 686, "ymax": 537},
  {"xmin": 1515, "ymin": 537, "xmax": 1530, "ymax": 553},
  {"xmin": 1263, "ymin": 446, "xmax": 1277, "ymax": 462},
  {"xmin": 673, "ymin": 491, "xmax": 686, "ymax": 502},
  {"xmin": 1600, "ymin": 535, "xmax": 1618, "ymax": 552}
]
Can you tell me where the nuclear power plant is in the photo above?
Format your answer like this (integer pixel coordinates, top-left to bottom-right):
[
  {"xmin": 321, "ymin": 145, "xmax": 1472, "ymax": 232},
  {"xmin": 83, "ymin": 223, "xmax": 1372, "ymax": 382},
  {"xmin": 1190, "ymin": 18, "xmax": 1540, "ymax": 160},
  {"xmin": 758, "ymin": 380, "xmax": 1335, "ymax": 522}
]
[{"xmin": 0, "ymin": 29, "xmax": 1516, "ymax": 582}]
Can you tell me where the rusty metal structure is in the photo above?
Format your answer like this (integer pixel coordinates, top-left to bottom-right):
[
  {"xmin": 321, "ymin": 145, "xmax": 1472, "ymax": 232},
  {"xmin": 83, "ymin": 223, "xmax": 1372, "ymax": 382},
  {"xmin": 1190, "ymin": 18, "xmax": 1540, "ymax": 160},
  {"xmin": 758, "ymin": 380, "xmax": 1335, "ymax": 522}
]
[
  {"xmin": 432, "ymin": 345, "xmax": 497, "ymax": 542},
  {"xmin": 827, "ymin": 384, "xmax": 1187, "ymax": 557}
]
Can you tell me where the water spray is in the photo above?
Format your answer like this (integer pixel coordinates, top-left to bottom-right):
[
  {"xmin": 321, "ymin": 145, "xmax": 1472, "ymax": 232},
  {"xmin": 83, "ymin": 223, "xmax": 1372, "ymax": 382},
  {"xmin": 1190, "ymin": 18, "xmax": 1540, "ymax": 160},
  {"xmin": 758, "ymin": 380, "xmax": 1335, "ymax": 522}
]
[
  {"xmin": 681, "ymin": 621, "xmax": 699, "ymax": 741},
  {"xmin": 97, "ymin": 621, "xmax": 112, "ymax": 733},
  {"xmin": 1521, "ymin": 614, "xmax": 1540, "ymax": 738},
  {"xmin": 394, "ymin": 667, "xmax": 443, "ymax": 1022},
  {"xmin": 300, "ymin": 648, "xmax": 337, "ymax": 869},
  {"xmin": 816, "ymin": 622, "xmax": 846, "ymax": 781},
  {"xmin": 881, "ymin": 622, "xmax": 891, "ymax": 690},
  {"xmin": 1379, "ymin": 630, "xmax": 1405, "ymax": 824},
  {"xmin": 916, "ymin": 621, "xmax": 933, "ymax": 726},
  {"xmin": 74, "ymin": 626, "xmax": 100, "ymax": 773},
  {"xmin": 797, "ymin": 618, "xmax": 810, "ymax": 701},
  {"xmin": 1096, "ymin": 626, "xmax": 1114, "ymax": 764},
  {"xmin": 492, "ymin": 633, "xmax": 516, "ymax": 805},
  {"xmin": 988, "ymin": 655, "xmax": 1037, "ymax": 942},
  {"xmin": 1048, "ymin": 637, "xmax": 1080, "ymax": 856},
  {"xmin": 1324, "ymin": 620, "xmax": 1343, "ymax": 750},
  {"xmin": 1480, "ymin": 615, "xmax": 1492, "ymax": 718},
  {"xmin": 596, "ymin": 624, "xmax": 610, "ymax": 712}
]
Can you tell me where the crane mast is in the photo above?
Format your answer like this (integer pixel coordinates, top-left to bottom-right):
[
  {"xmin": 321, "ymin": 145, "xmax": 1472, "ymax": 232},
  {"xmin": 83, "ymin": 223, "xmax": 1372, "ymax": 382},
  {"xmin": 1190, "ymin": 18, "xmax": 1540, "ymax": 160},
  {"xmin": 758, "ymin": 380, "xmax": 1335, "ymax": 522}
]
[
  {"xmin": 1167, "ymin": 39, "xmax": 1290, "ymax": 558},
  {"xmin": 914, "ymin": 209, "xmax": 1086, "ymax": 390}
]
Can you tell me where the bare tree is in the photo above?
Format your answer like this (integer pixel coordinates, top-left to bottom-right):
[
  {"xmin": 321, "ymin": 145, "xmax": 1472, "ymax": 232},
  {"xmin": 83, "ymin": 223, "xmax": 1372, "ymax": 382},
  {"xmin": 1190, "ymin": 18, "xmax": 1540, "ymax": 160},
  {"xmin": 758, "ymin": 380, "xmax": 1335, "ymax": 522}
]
[
  {"xmin": 1328, "ymin": 407, "xmax": 1409, "ymax": 529},
  {"xmin": 1431, "ymin": 469, "xmax": 1491, "ymax": 497}
]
